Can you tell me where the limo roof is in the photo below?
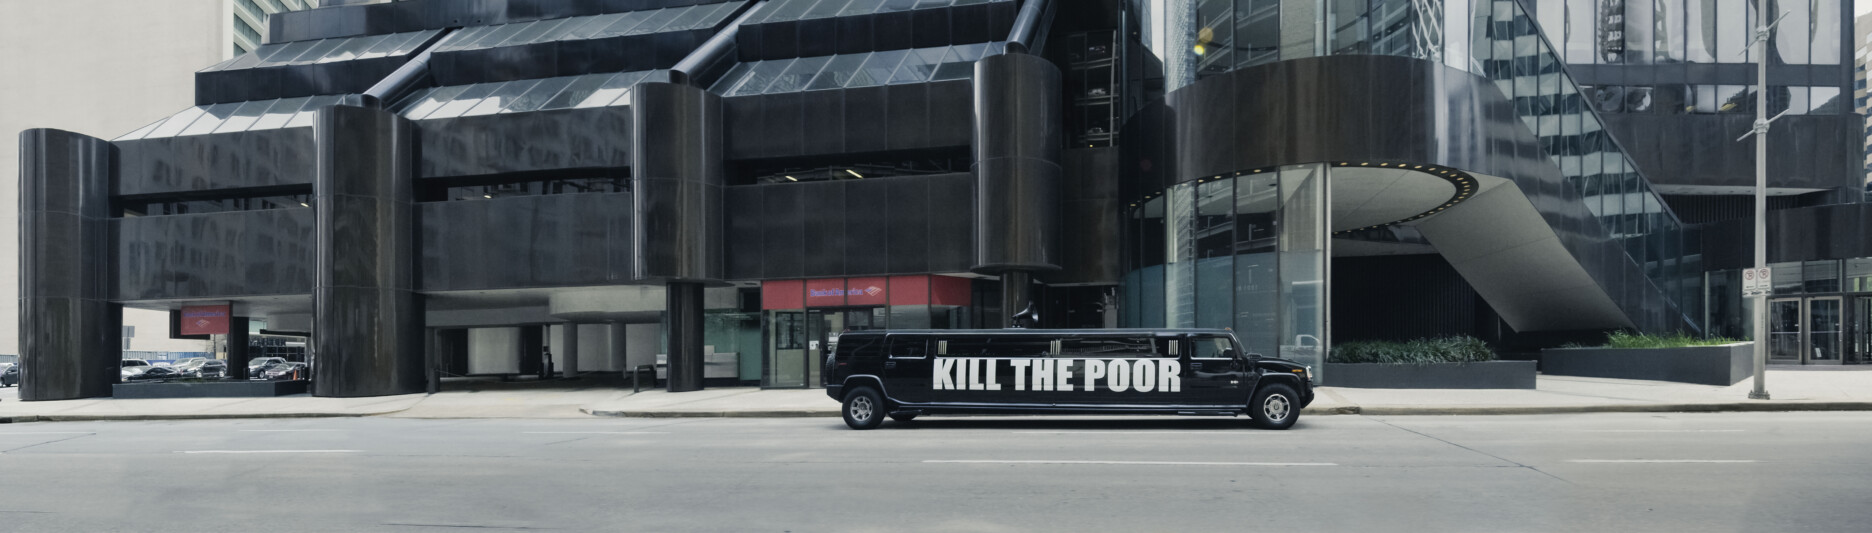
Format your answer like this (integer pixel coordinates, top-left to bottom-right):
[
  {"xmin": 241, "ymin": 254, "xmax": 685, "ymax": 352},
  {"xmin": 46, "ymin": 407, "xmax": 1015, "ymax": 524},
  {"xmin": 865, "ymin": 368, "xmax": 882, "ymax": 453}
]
[{"xmin": 838, "ymin": 329, "xmax": 1238, "ymax": 337}]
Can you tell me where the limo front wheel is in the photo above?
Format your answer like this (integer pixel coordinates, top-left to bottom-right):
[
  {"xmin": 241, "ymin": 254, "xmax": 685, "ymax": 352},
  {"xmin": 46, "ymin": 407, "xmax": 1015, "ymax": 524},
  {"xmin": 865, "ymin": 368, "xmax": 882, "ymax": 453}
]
[
  {"xmin": 1249, "ymin": 383, "xmax": 1299, "ymax": 430},
  {"xmin": 842, "ymin": 386, "xmax": 887, "ymax": 430}
]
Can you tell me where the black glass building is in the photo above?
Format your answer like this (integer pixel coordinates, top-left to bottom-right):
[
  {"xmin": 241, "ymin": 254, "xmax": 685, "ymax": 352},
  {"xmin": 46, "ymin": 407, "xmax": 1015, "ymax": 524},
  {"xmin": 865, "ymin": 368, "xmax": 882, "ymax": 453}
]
[{"xmin": 19, "ymin": 0, "xmax": 1868, "ymax": 401}]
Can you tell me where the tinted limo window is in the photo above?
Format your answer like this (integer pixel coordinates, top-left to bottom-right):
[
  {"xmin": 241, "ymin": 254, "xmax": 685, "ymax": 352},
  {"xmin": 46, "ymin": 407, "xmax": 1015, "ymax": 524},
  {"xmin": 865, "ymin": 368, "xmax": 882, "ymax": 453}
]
[
  {"xmin": 888, "ymin": 335, "xmax": 929, "ymax": 358},
  {"xmin": 941, "ymin": 338, "xmax": 1052, "ymax": 357},
  {"xmin": 1190, "ymin": 335, "xmax": 1236, "ymax": 359},
  {"xmin": 1059, "ymin": 337, "xmax": 1157, "ymax": 358},
  {"xmin": 842, "ymin": 334, "xmax": 886, "ymax": 359}
]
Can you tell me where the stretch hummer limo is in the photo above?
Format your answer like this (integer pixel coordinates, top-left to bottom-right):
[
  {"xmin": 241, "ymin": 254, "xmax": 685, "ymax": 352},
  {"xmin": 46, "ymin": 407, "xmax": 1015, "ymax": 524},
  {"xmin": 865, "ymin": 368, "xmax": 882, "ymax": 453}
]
[{"xmin": 823, "ymin": 329, "xmax": 1314, "ymax": 430}]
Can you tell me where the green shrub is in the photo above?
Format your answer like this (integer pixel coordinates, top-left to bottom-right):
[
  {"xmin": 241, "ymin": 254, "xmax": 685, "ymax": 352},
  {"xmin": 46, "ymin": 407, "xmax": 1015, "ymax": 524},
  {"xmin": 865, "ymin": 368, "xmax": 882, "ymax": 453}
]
[
  {"xmin": 1329, "ymin": 336, "xmax": 1496, "ymax": 364},
  {"xmin": 1600, "ymin": 331, "xmax": 1740, "ymax": 349}
]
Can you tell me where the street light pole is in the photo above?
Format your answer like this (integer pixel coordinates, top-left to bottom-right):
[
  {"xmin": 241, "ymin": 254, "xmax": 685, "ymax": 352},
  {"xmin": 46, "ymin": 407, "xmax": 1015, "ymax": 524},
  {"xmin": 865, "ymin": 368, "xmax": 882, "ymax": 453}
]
[{"xmin": 1747, "ymin": 0, "xmax": 1772, "ymax": 400}]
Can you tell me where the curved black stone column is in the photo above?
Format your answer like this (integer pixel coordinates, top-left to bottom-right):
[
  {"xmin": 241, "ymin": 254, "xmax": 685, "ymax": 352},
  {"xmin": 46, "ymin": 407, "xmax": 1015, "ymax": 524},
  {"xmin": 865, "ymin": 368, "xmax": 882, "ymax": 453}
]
[
  {"xmin": 630, "ymin": 82, "xmax": 722, "ymax": 391},
  {"xmin": 311, "ymin": 105, "xmax": 425, "ymax": 397},
  {"xmin": 973, "ymin": 52, "xmax": 1062, "ymax": 327},
  {"xmin": 630, "ymin": 82, "xmax": 724, "ymax": 282},
  {"xmin": 18, "ymin": 129, "xmax": 120, "ymax": 401},
  {"xmin": 665, "ymin": 282, "xmax": 705, "ymax": 392}
]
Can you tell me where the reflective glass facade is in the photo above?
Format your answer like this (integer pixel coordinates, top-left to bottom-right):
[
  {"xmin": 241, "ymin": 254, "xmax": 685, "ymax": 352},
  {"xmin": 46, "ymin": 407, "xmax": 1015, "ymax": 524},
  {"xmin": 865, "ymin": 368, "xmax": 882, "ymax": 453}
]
[
  {"xmin": 391, "ymin": 70, "xmax": 668, "ymax": 120},
  {"xmin": 1124, "ymin": 0, "xmax": 1707, "ymax": 344},
  {"xmin": 1121, "ymin": 165, "xmax": 1326, "ymax": 369},
  {"xmin": 708, "ymin": 43, "xmax": 1008, "ymax": 95}
]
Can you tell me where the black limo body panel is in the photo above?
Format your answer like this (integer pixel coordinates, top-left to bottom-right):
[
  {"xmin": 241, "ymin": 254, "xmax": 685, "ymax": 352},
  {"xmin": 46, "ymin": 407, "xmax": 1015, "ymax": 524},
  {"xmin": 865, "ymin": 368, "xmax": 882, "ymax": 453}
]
[{"xmin": 823, "ymin": 329, "xmax": 1315, "ymax": 420}]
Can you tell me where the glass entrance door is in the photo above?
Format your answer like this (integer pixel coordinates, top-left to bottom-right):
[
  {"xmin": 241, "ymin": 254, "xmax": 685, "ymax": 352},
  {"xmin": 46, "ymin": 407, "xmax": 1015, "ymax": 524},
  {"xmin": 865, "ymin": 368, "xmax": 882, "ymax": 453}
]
[
  {"xmin": 765, "ymin": 311, "xmax": 808, "ymax": 388},
  {"xmin": 1806, "ymin": 297, "xmax": 1843, "ymax": 365},
  {"xmin": 1769, "ymin": 297, "xmax": 1845, "ymax": 365},
  {"xmin": 1770, "ymin": 299, "xmax": 1802, "ymax": 363}
]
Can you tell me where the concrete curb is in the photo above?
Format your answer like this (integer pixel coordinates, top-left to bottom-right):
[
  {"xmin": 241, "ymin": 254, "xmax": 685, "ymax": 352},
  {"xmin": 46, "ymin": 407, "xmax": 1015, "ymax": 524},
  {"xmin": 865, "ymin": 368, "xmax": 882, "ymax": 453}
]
[
  {"xmin": 1352, "ymin": 401, "xmax": 1872, "ymax": 416},
  {"xmin": 578, "ymin": 402, "xmax": 1872, "ymax": 419},
  {"xmin": 582, "ymin": 408, "xmax": 839, "ymax": 418},
  {"xmin": 1, "ymin": 411, "xmax": 406, "ymax": 423}
]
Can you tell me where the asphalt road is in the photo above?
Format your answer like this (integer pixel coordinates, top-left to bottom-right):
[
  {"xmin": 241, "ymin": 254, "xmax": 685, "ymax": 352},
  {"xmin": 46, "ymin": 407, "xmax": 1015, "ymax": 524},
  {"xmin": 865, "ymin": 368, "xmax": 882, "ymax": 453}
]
[{"xmin": 0, "ymin": 412, "xmax": 1867, "ymax": 532}]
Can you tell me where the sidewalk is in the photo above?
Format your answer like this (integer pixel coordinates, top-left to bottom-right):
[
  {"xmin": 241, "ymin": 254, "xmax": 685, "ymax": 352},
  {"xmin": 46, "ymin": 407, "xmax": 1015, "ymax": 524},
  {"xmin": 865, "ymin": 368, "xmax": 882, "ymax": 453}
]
[{"xmin": 3, "ymin": 369, "xmax": 1869, "ymax": 422}]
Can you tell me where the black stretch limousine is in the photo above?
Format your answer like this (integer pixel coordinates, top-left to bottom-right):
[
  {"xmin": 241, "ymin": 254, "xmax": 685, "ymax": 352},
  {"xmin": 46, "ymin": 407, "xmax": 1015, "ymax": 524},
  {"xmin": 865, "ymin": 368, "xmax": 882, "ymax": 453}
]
[{"xmin": 823, "ymin": 329, "xmax": 1314, "ymax": 430}]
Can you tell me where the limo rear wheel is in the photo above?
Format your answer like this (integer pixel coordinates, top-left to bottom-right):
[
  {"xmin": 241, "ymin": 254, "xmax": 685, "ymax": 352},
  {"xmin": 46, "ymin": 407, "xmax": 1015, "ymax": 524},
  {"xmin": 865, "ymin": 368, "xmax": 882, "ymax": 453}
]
[
  {"xmin": 1248, "ymin": 383, "xmax": 1299, "ymax": 430},
  {"xmin": 842, "ymin": 386, "xmax": 887, "ymax": 430}
]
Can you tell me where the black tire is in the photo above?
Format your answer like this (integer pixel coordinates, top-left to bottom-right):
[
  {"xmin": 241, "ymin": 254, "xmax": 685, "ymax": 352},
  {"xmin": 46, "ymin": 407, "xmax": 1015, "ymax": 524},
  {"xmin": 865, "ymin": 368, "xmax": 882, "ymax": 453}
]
[
  {"xmin": 842, "ymin": 386, "xmax": 887, "ymax": 430},
  {"xmin": 888, "ymin": 413, "xmax": 918, "ymax": 422},
  {"xmin": 1247, "ymin": 383, "xmax": 1300, "ymax": 430}
]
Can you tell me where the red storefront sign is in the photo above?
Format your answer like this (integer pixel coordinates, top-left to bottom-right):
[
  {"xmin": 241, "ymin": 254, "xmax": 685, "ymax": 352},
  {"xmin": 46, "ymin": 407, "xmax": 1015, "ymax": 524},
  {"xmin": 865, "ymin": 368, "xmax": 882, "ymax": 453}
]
[
  {"xmin": 179, "ymin": 304, "xmax": 232, "ymax": 335},
  {"xmin": 763, "ymin": 275, "xmax": 973, "ymax": 310},
  {"xmin": 804, "ymin": 278, "xmax": 848, "ymax": 307},
  {"xmin": 846, "ymin": 277, "xmax": 887, "ymax": 306}
]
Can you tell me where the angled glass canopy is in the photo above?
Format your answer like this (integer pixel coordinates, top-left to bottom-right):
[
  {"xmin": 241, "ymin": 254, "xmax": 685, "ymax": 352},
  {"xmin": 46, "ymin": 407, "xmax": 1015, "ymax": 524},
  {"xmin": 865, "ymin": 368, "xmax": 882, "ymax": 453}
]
[
  {"xmin": 430, "ymin": 1, "xmax": 748, "ymax": 54},
  {"xmin": 201, "ymin": 30, "xmax": 441, "ymax": 73},
  {"xmin": 748, "ymin": 0, "xmax": 1012, "ymax": 24},
  {"xmin": 114, "ymin": 95, "xmax": 356, "ymax": 141},
  {"xmin": 708, "ymin": 42, "xmax": 1004, "ymax": 96},
  {"xmin": 390, "ymin": 70, "xmax": 669, "ymax": 120}
]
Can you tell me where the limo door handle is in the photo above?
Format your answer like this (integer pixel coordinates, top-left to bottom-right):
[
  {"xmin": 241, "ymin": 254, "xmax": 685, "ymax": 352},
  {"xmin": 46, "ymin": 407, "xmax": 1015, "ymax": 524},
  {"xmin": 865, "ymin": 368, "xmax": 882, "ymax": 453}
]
[{"xmin": 885, "ymin": 361, "xmax": 897, "ymax": 370}]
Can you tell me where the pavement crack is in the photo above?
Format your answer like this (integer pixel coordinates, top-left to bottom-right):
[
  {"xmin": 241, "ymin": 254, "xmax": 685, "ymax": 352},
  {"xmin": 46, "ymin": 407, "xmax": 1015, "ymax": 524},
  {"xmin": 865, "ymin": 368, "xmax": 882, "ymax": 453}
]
[
  {"xmin": 1371, "ymin": 418, "xmax": 1574, "ymax": 485},
  {"xmin": 0, "ymin": 432, "xmax": 92, "ymax": 454}
]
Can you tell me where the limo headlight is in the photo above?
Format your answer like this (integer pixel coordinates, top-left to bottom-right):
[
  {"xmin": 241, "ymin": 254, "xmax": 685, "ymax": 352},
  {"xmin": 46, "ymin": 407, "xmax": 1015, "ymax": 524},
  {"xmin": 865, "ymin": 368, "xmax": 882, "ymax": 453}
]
[{"xmin": 1303, "ymin": 365, "xmax": 1313, "ymax": 383}]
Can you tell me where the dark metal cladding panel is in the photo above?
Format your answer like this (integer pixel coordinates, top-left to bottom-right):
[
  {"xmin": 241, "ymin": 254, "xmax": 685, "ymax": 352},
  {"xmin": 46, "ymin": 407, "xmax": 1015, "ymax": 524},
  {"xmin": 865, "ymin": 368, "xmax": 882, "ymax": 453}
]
[
  {"xmin": 801, "ymin": 181, "xmax": 847, "ymax": 277},
  {"xmin": 114, "ymin": 128, "xmax": 317, "ymax": 197},
  {"xmin": 886, "ymin": 177, "xmax": 931, "ymax": 274},
  {"xmin": 834, "ymin": 14, "xmax": 874, "ymax": 55},
  {"xmin": 269, "ymin": 0, "xmax": 727, "ymax": 42},
  {"xmin": 417, "ymin": 106, "xmax": 632, "ymax": 178},
  {"xmin": 886, "ymin": 83, "xmax": 930, "ymax": 151},
  {"xmin": 762, "ymin": 91, "xmax": 806, "ymax": 158},
  {"xmin": 924, "ymin": 172, "xmax": 976, "ymax": 273},
  {"xmin": 925, "ymin": 79, "xmax": 974, "ymax": 148},
  {"xmin": 312, "ymin": 105, "xmax": 424, "ymax": 398},
  {"xmin": 799, "ymin": 89, "xmax": 845, "ymax": 155},
  {"xmin": 842, "ymin": 85, "xmax": 889, "ymax": 154},
  {"xmin": 972, "ymin": 52, "xmax": 1062, "ymax": 273},
  {"xmin": 843, "ymin": 178, "xmax": 891, "ymax": 275},
  {"xmin": 909, "ymin": 6, "xmax": 951, "ymax": 49},
  {"xmin": 724, "ymin": 186, "xmax": 764, "ymax": 279},
  {"xmin": 110, "ymin": 209, "xmax": 316, "ymax": 300},
  {"xmin": 723, "ymin": 95, "xmax": 766, "ymax": 159},
  {"xmin": 761, "ymin": 183, "xmax": 805, "ymax": 279},
  {"xmin": 18, "ymin": 129, "xmax": 119, "ymax": 401}
]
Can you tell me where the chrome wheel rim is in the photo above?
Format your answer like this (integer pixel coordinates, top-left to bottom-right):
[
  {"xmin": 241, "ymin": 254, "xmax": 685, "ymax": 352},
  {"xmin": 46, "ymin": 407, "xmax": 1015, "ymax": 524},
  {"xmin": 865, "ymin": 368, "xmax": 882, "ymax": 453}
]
[
  {"xmin": 850, "ymin": 396, "xmax": 874, "ymax": 421},
  {"xmin": 1263, "ymin": 394, "xmax": 1291, "ymax": 421}
]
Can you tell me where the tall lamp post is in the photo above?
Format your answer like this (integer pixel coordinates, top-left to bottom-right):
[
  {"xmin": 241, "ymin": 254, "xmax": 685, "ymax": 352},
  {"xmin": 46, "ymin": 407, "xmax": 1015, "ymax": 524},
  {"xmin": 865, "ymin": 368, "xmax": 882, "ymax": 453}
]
[{"xmin": 1743, "ymin": 2, "xmax": 1788, "ymax": 401}]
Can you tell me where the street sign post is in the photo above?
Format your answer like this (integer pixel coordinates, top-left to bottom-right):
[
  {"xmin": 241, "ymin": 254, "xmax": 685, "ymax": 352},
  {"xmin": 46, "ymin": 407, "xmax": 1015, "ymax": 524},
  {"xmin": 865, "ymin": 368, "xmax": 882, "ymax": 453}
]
[{"xmin": 1741, "ymin": 267, "xmax": 1771, "ymax": 298}]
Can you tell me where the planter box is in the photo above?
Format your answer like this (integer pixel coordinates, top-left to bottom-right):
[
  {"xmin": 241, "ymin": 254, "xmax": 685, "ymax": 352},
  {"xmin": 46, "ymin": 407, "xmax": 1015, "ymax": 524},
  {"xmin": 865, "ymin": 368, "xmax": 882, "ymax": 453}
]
[
  {"xmin": 1539, "ymin": 343, "xmax": 1753, "ymax": 386},
  {"xmin": 112, "ymin": 380, "xmax": 309, "ymax": 399},
  {"xmin": 1323, "ymin": 361, "xmax": 1536, "ymax": 389}
]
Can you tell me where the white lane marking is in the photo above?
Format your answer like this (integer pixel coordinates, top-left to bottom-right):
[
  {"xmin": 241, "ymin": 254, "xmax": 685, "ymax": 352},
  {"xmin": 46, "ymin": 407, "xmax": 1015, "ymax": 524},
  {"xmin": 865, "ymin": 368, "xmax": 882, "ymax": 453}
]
[
  {"xmin": 524, "ymin": 430, "xmax": 670, "ymax": 433},
  {"xmin": 1577, "ymin": 430, "xmax": 1746, "ymax": 433},
  {"xmin": 925, "ymin": 460, "xmax": 1336, "ymax": 466},
  {"xmin": 237, "ymin": 429, "xmax": 340, "ymax": 432},
  {"xmin": 1567, "ymin": 459, "xmax": 1757, "ymax": 463},
  {"xmin": 178, "ymin": 450, "xmax": 360, "ymax": 454},
  {"xmin": 0, "ymin": 432, "xmax": 95, "ymax": 435}
]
